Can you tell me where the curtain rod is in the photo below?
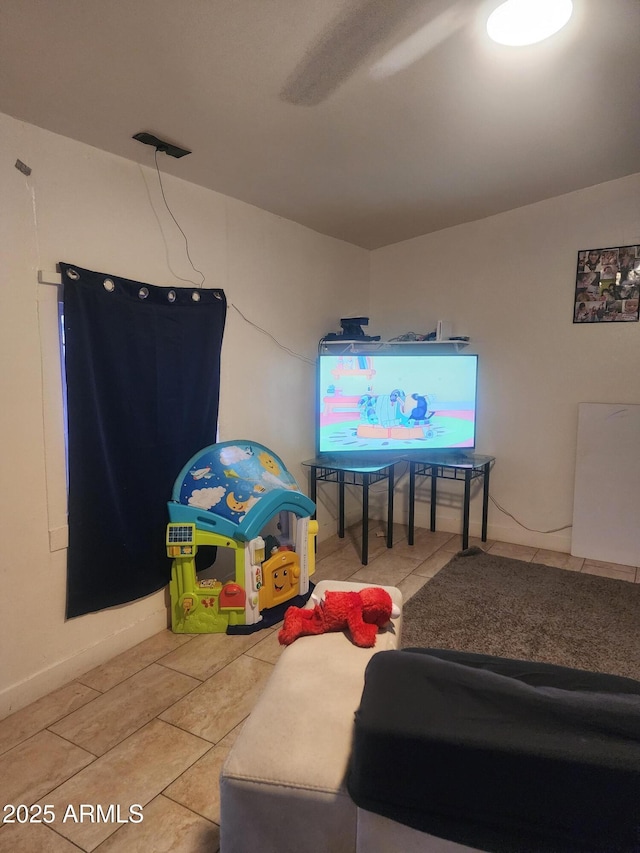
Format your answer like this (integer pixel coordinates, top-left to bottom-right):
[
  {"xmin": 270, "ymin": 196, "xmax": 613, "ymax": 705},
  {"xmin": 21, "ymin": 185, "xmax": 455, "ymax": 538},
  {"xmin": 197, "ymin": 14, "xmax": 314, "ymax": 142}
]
[{"xmin": 37, "ymin": 268, "xmax": 217, "ymax": 292}]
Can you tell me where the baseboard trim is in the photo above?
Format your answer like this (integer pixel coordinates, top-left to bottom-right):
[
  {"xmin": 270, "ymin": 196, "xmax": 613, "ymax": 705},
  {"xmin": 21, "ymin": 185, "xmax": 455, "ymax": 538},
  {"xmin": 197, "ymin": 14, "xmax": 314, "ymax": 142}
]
[{"xmin": 0, "ymin": 607, "xmax": 170, "ymax": 719}]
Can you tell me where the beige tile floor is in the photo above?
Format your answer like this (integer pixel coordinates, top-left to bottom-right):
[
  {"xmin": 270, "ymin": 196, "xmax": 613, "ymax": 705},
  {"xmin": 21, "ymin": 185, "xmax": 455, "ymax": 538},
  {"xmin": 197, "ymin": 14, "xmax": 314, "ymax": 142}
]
[{"xmin": 1, "ymin": 526, "xmax": 637, "ymax": 852}]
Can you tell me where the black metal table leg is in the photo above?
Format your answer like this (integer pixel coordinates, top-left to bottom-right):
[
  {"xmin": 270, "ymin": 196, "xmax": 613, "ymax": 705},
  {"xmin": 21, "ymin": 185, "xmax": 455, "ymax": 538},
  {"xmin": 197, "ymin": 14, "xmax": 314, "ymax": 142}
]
[
  {"xmin": 430, "ymin": 466, "xmax": 437, "ymax": 532},
  {"xmin": 338, "ymin": 470, "xmax": 345, "ymax": 538},
  {"xmin": 387, "ymin": 464, "xmax": 394, "ymax": 549},
  {"xmin": 481, "ymin": 461, "xmax": 490, "ymax": 542},
  {"xmin": 362, "ymin": 473, "xmax": 370, "ymax": 565},
  {"xmin": 462, "ymin": 469, "xmax": 471, "ymax": 550},
  {"xmin": 408, "ymin": 462, "xmax": 416, "ymax": 545},
  {"xmin": 309, "ymin": 466, "xmax": 317, "ymax": 510}
]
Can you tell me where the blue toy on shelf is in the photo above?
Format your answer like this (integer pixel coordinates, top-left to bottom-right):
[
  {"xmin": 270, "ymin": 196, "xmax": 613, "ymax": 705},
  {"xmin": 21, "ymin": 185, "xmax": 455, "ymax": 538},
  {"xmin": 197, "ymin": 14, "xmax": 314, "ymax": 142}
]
[{"xmin": 166, "ymin": 440, "xmax": 317, "ymax": 634}]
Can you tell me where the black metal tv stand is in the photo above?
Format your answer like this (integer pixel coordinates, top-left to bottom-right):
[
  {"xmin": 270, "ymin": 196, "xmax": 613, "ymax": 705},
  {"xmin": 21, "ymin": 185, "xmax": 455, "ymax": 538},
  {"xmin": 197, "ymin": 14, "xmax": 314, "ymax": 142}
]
[
  {"xmin": 302, "ymin": 456, "xmax": 402, "ymax": 565},
  {"xmin": 407, "ymin": 452, "xmax": 495, "ymax": 550}
]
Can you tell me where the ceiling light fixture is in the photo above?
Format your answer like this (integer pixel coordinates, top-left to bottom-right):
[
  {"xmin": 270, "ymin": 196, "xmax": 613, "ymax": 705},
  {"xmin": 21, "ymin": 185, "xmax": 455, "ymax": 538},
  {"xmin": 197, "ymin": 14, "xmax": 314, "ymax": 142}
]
[{"xmin": 486, "ymin": 0, "xmax": 573, "ymax": 46}]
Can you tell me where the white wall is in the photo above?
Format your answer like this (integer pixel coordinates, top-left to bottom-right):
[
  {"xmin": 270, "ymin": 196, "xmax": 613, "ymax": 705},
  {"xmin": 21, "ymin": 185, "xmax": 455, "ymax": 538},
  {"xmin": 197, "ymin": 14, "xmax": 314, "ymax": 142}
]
[
  {"xmin": 0, "ymin": 112, "xmax": 369, "ymax": 716},
  {"xmin": 370, "ymin": 173, "xmax": 640, "ymax": 550}
]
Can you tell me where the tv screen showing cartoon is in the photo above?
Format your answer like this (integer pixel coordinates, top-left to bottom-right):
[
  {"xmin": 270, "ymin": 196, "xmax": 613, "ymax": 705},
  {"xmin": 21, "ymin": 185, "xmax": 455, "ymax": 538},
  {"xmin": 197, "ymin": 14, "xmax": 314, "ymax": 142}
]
[{"xmin": 317, "ymin": 353, "xmax": 478, "ymax": 454}]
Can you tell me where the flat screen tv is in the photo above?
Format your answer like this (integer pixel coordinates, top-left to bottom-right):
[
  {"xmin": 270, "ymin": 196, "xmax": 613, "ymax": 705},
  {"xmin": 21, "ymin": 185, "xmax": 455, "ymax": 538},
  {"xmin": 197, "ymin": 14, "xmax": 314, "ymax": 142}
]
[{"xmin": 316, "ymin": 351, "xmax": 478, "ymax": 459}]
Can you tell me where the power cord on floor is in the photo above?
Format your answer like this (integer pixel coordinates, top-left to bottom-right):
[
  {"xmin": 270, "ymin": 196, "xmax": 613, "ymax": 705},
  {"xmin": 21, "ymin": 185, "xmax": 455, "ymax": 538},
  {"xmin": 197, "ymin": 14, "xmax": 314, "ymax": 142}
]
[{"xmin": 489, "ymin": 494, "xmax": 572, "ymax": 535}]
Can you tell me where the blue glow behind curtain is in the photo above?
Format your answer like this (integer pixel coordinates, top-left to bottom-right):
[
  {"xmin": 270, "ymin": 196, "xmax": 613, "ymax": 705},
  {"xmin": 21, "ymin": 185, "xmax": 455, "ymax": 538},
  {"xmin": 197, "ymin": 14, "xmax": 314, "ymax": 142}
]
[{"xmin": 61, "ymin": 263, "xmax": 226, "ymax": 618}]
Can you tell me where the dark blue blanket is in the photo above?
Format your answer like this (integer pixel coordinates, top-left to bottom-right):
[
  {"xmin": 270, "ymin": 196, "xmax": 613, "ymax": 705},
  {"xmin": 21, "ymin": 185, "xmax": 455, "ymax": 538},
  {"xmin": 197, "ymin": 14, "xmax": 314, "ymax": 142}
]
[{"xmin": 348, "ymin": 648, "xmax": 640, "ymax": 852}]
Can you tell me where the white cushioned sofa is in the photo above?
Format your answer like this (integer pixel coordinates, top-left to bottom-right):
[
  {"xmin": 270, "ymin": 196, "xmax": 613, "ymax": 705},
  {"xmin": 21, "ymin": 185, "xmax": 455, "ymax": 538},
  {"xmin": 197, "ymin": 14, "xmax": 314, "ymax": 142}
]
[{"xmin": 219, "ymin": 579, "xmax": 478, "ymax": 852}]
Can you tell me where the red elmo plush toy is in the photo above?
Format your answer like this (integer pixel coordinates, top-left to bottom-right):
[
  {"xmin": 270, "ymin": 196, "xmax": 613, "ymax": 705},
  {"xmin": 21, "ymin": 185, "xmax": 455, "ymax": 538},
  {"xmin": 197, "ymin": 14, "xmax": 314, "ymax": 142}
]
[{"xmin": 278, "ymin": 587, "xmax": 399, "ymax": 648}]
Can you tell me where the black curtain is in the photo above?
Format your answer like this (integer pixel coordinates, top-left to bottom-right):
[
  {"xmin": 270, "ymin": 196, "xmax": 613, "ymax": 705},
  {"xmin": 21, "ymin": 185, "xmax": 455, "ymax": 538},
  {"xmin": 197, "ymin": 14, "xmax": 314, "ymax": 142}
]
[{"xmin": 61, "ymin": 263, "xmax": 226, "ymax": 618}]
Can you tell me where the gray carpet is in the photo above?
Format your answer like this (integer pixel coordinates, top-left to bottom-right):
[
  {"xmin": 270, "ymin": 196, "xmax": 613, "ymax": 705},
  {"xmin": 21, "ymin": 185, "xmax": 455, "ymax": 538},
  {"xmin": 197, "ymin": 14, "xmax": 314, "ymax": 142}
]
[{"xmin": 401, "ymin": 547, "xmax": 640, "ymax": 680}]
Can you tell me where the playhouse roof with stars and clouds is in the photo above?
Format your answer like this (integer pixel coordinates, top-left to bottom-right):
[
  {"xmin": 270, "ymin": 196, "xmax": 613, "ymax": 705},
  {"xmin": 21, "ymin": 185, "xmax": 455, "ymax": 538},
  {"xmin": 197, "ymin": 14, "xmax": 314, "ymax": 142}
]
[{"xmin": 168, "ymin": 440, "xmax": 315, "ymax": 541}]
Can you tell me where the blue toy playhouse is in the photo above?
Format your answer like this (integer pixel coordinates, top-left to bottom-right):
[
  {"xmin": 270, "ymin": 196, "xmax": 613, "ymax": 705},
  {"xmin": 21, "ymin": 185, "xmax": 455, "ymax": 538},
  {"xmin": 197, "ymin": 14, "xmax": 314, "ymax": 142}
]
[{"xmin": 166, "ymin": 440, "xmax": 317, "ymax": 633}]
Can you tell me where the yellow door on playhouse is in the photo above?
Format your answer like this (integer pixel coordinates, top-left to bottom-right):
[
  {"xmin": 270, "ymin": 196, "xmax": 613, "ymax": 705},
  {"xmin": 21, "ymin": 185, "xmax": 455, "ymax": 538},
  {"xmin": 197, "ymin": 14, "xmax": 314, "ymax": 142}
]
[{"xmin": 258, "ymin": 550, "xmax": 301, "ymax": 611}]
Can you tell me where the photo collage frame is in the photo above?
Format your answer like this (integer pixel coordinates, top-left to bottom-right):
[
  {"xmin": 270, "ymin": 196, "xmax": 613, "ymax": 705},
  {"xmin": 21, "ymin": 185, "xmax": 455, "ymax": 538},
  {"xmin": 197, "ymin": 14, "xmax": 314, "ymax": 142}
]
[{"xmin": 574, "ymin": 244, "xmax": 640, "ymax": 323}]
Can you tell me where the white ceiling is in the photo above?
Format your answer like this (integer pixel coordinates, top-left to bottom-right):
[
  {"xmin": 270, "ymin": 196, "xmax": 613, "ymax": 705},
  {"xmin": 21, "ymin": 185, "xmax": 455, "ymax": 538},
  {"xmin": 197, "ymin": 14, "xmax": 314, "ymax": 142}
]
[{"xmin": 1, "ymin": 0, "xmax": 639, "ymax": 249}]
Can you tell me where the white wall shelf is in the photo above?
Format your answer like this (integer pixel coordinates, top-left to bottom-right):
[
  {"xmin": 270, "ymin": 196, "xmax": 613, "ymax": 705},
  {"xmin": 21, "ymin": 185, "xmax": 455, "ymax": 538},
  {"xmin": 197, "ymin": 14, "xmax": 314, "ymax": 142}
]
[{"xmin": 318, "ymin": 338, "xmax": 469, "ymax": 354}]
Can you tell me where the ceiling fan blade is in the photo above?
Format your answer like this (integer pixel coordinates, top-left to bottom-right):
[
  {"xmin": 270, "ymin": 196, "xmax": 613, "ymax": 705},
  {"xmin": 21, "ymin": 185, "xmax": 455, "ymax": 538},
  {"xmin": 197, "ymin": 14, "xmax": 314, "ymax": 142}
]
[
  {"xmin": 280, "ymin": 0, "xmax": 428, "ymax": 106},
  {"xmin": 370, "ymin": 0, "xmax": 475, "ymax": 78}
]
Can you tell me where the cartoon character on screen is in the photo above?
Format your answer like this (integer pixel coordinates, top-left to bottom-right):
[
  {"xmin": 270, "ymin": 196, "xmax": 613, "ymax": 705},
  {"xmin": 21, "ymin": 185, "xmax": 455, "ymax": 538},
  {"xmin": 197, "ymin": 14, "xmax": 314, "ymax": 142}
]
[
  {"xmin": 401, "ymin": 393, "xmax": 434, "ymax": 425},
  {"xmin": 359, "ymin": 394, "xmax": 378, "ymax": 425},
  {"xmin": 389, "ymin": 388, "xmax": 406, "ymax": 423}
]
